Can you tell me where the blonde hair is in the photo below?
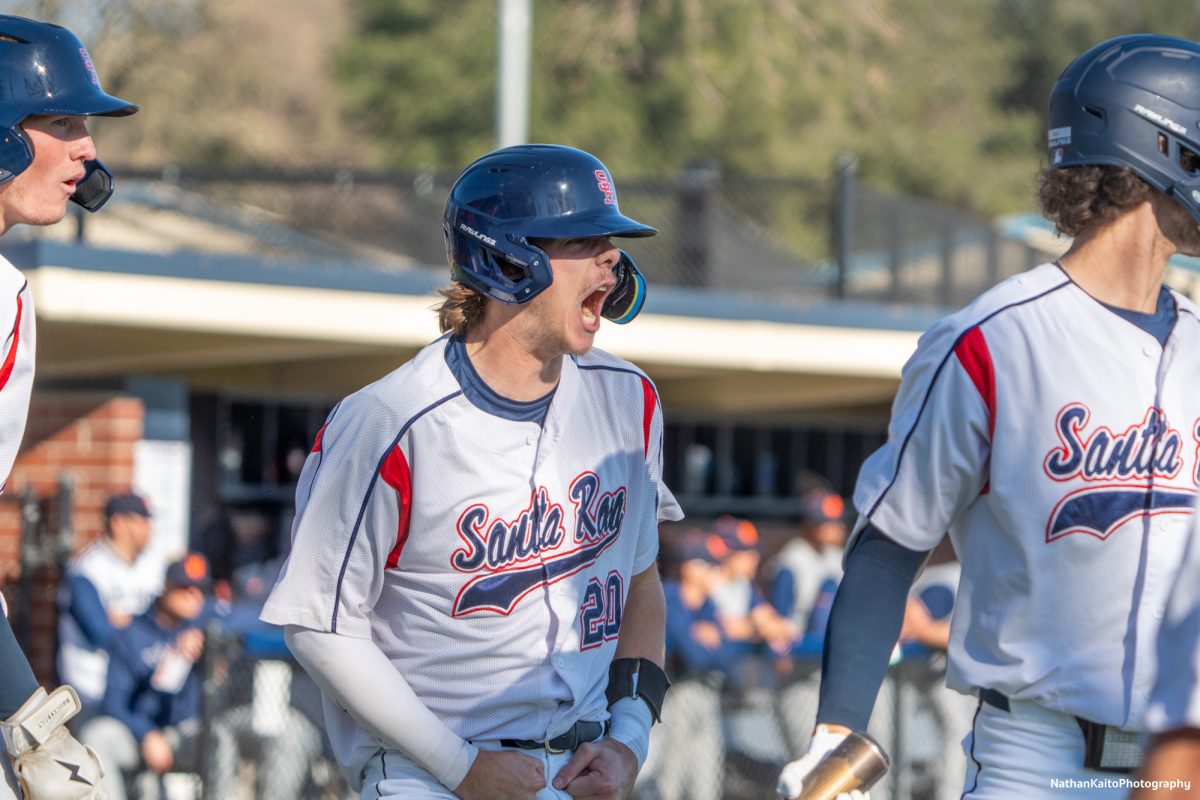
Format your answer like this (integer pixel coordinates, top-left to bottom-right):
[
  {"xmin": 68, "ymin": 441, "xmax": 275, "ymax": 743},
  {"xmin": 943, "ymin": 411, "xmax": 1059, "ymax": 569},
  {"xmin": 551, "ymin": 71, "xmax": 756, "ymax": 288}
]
[{"xmin": 435, "ymin": 281, "xmax": 489, "ymax": 336}]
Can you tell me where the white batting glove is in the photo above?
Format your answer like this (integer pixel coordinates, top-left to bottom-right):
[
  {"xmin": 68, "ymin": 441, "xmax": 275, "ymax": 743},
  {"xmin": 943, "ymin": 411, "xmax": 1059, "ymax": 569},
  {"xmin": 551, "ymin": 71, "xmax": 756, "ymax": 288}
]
[
  {"xmin": 776, "ymin": 724, "xmax": 869, "ymax": 800},
  {"xmin": 2, "ymin": 686, "xmax": 106, "ymax": 799}
]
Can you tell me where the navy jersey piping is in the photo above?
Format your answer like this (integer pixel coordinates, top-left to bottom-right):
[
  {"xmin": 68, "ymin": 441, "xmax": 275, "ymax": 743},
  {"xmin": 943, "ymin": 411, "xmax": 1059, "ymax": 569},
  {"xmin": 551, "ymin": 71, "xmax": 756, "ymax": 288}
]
[
  {"xmin": 3, "ymin": 280, "xmax": 26, "ymax": 349},
  {"xmin": 301, "ymin": 400, "xmax": 342, "ymax": 502},
  {"xmin": 865, "ymin": 279, "xmax": 1072, "ymax": 521},
  {"xmin": 575, "ymin": 362, "xmax": 661, "ymax": 408},
  {"xmin": 577, "ymin": 361, "xmax": 664, "ymax": 459},
  {"xmin": 576, "ymin": 362, "xmax": 647, "ymax": 381},
  {"xmin": 330, "ymin": 389, "xmax": 464, "ymax": 633}
]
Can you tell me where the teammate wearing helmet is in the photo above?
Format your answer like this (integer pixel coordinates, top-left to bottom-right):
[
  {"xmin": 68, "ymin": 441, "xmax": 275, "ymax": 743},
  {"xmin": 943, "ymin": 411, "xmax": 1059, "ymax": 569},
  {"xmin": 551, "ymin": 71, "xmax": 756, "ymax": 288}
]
[
  {"xmin": 262, "ymin": 144, "xmax": 681, "ymax": 800},
  {"xmin": 0, "ymin": 14, "xmax": 137, "ymax": 800},
  {"xmin": 777, "ymin": 35, "xmax": 1200, "ymax": 800}
]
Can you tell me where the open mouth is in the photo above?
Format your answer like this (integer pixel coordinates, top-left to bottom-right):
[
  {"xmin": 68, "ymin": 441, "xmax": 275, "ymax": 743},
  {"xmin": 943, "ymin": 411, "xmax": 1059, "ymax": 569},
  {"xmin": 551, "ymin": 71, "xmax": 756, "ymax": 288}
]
[{"xmin": 581, "ymin": 284, "xmax": 611, "ymax": 328}]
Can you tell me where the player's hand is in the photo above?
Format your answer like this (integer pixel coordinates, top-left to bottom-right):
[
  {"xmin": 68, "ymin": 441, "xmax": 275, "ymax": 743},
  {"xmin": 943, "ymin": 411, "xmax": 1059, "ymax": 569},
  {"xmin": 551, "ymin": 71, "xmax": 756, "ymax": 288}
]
[
  {"xmin": 174, "ymin": 628, "xmax": 205, "ymax": 662},
  {"xmin": 454, "ymin": 748, "xmax": 545, "ymax": 800},
  {"xmin": 140, "ymin": 730, "xmax": 174, "ymax": 773},
  {"xmin": 551, "ymin": 738, "xmax": 637, "ymax": 799},
  {"xmin": 2, "ymin": 686, "xmax": 107, "ymax": 799},
  {"xmin": 691, "ymin": 620, "xmax": 723, "ymax": 649},
  {"xmin": 776, "ymin": 725, "xmax": 869, "ymax": 800}
]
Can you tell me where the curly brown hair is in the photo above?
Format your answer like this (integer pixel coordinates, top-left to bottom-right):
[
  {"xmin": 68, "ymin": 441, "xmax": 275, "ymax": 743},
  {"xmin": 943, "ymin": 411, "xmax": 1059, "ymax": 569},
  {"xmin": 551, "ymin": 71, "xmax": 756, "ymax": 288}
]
[
  {"xmin": 1037, "ymin": 164, "xmax": 1152, "ymax": 237},
  {"xmin": 435, "ymin": 281, "xmax": 488, "ymax": 336}
]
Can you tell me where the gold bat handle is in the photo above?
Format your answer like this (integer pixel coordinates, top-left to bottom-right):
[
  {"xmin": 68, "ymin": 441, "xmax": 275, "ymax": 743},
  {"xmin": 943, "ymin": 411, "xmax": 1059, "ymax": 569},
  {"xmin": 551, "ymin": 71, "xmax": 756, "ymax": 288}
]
[{"xmin": 793, "ymin": 731, "xmax": 890, "ymax": 800}]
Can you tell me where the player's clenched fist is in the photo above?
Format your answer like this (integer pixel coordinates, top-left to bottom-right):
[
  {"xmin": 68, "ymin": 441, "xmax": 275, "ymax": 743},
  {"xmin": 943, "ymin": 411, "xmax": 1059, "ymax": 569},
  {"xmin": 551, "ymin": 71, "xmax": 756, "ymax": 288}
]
[
  {"xmin": 454, "ymin": 749, "xmax": 545, "ymax": 800},
  {"xmin": 552, "ymin": 739, "xmax": 637, "ymax": 799}
]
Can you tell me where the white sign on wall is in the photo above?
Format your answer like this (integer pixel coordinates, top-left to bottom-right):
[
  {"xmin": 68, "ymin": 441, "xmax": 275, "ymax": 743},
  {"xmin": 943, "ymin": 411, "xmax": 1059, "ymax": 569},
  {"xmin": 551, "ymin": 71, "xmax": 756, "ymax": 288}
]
[{"xmin": 133, "ymin": 439, "xmax": 192, "ymax": 561}]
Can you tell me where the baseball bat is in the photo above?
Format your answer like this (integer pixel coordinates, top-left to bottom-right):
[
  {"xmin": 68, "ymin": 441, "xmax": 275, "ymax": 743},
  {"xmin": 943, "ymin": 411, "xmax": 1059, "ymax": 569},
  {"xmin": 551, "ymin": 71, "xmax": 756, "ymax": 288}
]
[{"xmin": 790, "ymin": 731, "xmax": 890, "ymax": 800}]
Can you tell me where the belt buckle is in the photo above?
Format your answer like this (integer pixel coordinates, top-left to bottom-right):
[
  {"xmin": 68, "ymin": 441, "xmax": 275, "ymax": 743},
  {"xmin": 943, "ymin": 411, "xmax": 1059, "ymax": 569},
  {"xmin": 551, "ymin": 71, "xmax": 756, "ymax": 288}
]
[{"xmin": 544, "ymin": 739, "xmax": 567, "ymax": 755}]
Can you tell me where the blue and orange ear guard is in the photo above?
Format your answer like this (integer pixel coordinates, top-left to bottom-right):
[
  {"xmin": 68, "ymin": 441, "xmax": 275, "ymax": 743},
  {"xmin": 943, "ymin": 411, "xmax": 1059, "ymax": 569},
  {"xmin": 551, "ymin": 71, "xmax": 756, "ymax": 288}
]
[{"xmin": 601, "ymin": 251, "xmax": 647, "ymax": 324}]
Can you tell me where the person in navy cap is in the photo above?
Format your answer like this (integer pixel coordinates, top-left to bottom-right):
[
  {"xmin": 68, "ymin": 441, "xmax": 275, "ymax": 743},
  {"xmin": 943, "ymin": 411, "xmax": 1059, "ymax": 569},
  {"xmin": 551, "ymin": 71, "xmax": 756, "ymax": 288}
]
[
  {"xmin": 708, "ymin": 515, "xmax": 797, "ymax": 661},
  {"xmin": 767, "ymin": 483, "xmax": 851, "ymax": 760},
  {"xmin": 58, "ymin": 491, "xmax": 166, "ymax": 719},
  {"xmin": 79, "ymin": 554, "xmax": 213, "ymax": 800},
  {"xmin": 768, "ymin": 485, "xmax": 849, "ymax": 661},
  {"xmin": 636, "ymin": 531, "xmax": 735, "ymax": 800}
]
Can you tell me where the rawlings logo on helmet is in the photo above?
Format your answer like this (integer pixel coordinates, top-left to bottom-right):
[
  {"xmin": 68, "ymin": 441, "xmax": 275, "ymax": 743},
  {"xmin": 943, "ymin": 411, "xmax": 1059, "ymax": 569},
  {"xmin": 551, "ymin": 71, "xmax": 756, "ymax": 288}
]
[{"xmin": 458, "ymin": 222, "xmax": 496, "ymax": 247}]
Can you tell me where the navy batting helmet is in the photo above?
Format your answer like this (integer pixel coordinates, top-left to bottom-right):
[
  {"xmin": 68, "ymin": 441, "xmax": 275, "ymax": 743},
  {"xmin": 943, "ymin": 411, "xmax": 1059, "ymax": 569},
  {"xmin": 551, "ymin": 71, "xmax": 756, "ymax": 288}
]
[
  {"xmin": 0, "ymin": 15, "xmax": 138, "ymax": 211},
  {"xmin": 443, "ymin": 144, "xmax": 656, "ymax": 324},
  {"xmin": 1048, "ymin": 34, "xmax": 1200, "ymax": 223}
]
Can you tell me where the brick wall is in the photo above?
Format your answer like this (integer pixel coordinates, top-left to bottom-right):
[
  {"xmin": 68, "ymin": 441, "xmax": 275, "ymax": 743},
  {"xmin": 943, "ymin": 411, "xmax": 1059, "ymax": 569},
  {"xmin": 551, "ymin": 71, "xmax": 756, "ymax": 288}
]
[{"xmin": 0, "ymin": 391, "xmax": 145, "ymax": 682}]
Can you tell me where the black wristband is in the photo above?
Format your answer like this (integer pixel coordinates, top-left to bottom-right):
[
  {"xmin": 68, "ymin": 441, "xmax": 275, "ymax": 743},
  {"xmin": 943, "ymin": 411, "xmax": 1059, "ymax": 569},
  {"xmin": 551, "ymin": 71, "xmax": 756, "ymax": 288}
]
[{"xmin": 605, "ymin": 657, "xmax": 670, "ymax": 723}]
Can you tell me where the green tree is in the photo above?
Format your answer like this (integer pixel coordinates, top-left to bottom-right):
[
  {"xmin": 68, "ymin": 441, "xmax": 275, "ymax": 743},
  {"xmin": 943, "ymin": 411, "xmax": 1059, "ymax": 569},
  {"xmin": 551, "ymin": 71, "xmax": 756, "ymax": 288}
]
[{"xmin": 337, "ymin": 0, "xmax": 1047, "ymax": 219}]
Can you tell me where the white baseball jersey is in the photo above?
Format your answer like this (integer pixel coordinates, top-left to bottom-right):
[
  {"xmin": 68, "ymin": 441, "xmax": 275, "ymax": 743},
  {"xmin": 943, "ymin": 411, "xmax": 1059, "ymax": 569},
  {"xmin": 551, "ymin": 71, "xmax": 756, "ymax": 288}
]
[
  {"xmin": 1145, "ymin": 502, "xmax": 1200, "ymax": 732},
  {"xmin": 262, "ymin": 335, "xmax": 681, "ymax": 779},
  {"xmin": 853, "ymin": 261, "xmax": 1200, "ymax": 730},
  {"xmin": 57, "ymin": 538, "xmax": 165, "ymax": 703},
  {"xmin": 769, "ymin": 539, "xmax": 843, "ymax": 631},
  {"xmin": 0, "ymin": 254, "xmax": 35, "ymax": 491}
]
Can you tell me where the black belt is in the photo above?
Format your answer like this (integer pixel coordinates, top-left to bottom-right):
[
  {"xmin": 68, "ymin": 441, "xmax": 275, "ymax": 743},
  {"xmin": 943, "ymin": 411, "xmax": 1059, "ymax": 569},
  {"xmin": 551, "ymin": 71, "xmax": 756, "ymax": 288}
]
[
  {"xmin": 979, "ymin": 687, "xmax": 1010, "ymax": 712},
  {"xmin": 977, "ymin": 689, "xmax": 1144, "ymax": 772},
  {"xmin": 500, "ymin": 720, "xmax": 606, "ymax": 754}
]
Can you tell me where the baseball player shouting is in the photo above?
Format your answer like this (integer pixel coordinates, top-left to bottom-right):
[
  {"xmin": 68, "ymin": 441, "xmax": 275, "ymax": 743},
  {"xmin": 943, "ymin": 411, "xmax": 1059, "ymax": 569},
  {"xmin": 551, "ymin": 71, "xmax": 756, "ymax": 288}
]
[
  {"xmin": 778, "ymin": 34, "xmax": 1200, "ymax": 800},
  {"xmin": 262, "ymin": 144, "xmax": 682, "ymax": 800},
  {"xmin": 0, "ymin": 15, "xmax": 138, "ymax": 800}
]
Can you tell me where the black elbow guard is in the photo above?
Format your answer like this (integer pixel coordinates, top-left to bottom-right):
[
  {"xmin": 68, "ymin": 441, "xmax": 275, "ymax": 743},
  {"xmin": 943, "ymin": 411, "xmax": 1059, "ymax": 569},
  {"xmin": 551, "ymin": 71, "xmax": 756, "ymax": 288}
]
[{"xmin": 605, "ymin": 657, "xmax": 670, "ymax": 723}]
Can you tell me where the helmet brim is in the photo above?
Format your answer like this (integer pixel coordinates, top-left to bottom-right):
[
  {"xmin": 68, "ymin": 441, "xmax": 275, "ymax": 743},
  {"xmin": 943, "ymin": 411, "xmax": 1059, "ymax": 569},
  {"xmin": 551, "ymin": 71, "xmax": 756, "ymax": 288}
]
[
  {"xmin": 75, "ymin": 93, "xmax": 140, "ymax": 117},
  {"xmin": 524, "ymin": 211, "xmax": 658, "ymax": 240},
  {"xmin": 32, "ymin": 92, "xmax": 139, "ymax": 119}
]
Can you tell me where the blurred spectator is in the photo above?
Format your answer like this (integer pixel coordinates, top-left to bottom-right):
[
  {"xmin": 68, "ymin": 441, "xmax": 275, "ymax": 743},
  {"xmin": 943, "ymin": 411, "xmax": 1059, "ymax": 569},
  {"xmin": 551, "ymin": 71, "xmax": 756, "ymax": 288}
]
[
  {"xmin": 894, "ymin": 536, "xmax": 974, "ymax": 800},
  {"xmin": 194, "ymin": 502, "xmax": 279, "ymax": 604},
  {"xmin": 636, "ymin": 531, "xmax": 732, "ymax": 800},
  {"xmin": 767, "ymin": 486, "xmax": 848, "ymax": 662},
  {"xmin": 709, "ymin": 515, "xmax": 798, "ymax": 661},
  {"xmin": 705, "ymin": 516, "xmax": 798, "ymax": 784},
  {"xmin": 898, "ymin": 536, "xmax": 959, "ymax": 659},
  {"xmin": 57, "ymin": 491, "xmax": 166, "ymax": 719},
  {"xmin": 82, "ymin": 549, "xmax": 323, "ymax": 800},
  {"xmin": 207, "ymin": 553, "xmax": 324, "ymax": 800},
  {"xmin": 81, "ymin": 553, "xmax": 214, "ymax": 800},
  {"xmin": 769, "ymin": 486, "xmax": 850, "ymax": 759}
]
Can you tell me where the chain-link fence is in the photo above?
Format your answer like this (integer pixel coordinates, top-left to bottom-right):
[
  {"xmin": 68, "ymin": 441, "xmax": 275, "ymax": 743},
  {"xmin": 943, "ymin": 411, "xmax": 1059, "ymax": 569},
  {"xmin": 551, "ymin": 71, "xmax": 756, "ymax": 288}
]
[
  {"xmin": 54, "ymin": 158, "xmax": 1048, "ymax": 314},
  {"xmin": 13, "ymin": 0, "xmax": 1172, "ymax": 314},
  {"xmin": 77, "ymin": 623, "xmax": 974, "ymax": 800},
  {"xmin": 196, "ymin": 625, "xmax": 350, "ymax": 800},
  {"xmin": 637, "ymin": 656, "xmax": 978, "ymax": 800}
]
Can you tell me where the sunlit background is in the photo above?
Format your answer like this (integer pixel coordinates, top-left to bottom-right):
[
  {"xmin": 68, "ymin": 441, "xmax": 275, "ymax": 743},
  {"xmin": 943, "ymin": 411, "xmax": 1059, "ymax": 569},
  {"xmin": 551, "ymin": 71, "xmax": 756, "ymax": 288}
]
[{"xmin": 3, "ymin": 2, "xmax": 1198, "ymax": 798}]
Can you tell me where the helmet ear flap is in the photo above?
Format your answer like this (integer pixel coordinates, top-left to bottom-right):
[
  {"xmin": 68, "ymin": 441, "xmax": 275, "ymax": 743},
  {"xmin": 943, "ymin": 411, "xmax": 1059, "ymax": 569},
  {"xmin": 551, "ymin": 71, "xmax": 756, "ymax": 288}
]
[
  {"xmin": 601, "ymin": 251, "xmax": 647, "ymax": 324},
  {"xmin": 0, "ymin": 125, "xmax": 32, "ymax": 185},
  {"xmin": 70, "ymin": 160, "xmax": 114, "ymax": 211},
  {"xmin": 447, "ymin": 224, "xmax": 555, "ymax": 305}
]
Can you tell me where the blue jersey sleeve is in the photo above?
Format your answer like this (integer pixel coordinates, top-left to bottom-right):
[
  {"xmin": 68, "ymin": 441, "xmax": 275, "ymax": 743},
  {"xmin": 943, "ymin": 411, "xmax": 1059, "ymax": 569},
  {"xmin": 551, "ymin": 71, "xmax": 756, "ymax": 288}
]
[
  {"xmin": 102, "ymin": 626, "xmax": 156, "ymax": 741},
  {"xmin": 769, "ymin": 568, "xmax": 796, "ymax": 617},
  {"xmin": 66, "ymin": 574, "xmax": 117, "ymax": 648},
  {"xmin": 664, "ymin": 582, "xmax": 738, "ymax": 675},
  {"xmin": 918, "ymin": 584, "xmax": 956, "ymax": 620}
]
